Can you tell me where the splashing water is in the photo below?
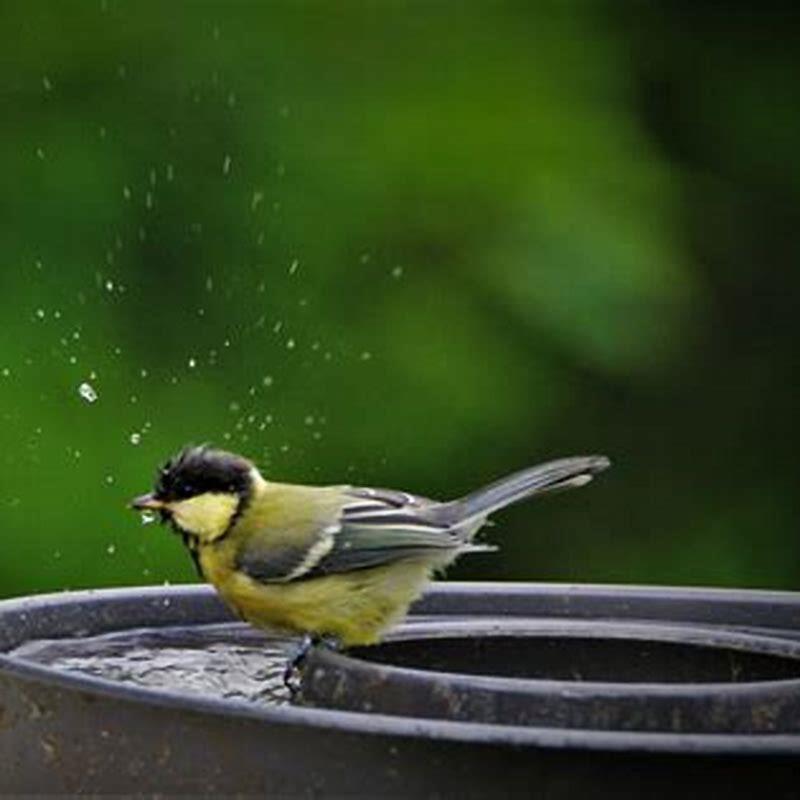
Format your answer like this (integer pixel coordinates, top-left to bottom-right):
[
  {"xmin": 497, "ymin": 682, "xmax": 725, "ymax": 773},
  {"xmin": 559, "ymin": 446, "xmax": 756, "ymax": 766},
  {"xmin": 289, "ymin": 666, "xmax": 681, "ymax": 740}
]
[{"xmin": 78, "ymin": 382, "xmax": 99, "ymax": 403}]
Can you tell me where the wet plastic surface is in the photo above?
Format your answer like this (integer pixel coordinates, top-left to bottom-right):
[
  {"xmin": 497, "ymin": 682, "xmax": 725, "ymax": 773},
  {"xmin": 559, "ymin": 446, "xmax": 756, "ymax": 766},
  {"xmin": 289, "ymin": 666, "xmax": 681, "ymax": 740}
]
[{"xmin": 1, "ymin": 582, "xmax": 799, "ymax": 796}]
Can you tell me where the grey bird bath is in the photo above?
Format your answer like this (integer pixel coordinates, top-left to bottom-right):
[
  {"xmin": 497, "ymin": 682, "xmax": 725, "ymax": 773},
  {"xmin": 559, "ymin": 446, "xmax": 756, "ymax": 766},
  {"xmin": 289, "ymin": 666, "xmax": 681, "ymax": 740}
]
[{"xmin": 1, "ymin": 582, "xmax": 799, "ymax": 796}]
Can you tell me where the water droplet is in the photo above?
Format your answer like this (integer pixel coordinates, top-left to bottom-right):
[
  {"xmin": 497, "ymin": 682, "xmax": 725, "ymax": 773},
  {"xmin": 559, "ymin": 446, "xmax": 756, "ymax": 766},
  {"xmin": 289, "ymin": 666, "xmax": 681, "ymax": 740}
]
[
  {"xmin": 106, "ymin": 544, "xmax": 116, "ymax": 556},
  {"xmin": 391, "ymin": 265, "xmax": 404, "ymax": 279},
  {"xmin": 145, "ymin": 191, "xmax": 153, "ymax": 209},
  {"xmin": 105, "ymin": 279, "xmax": 115, "ymax": 292},
  {"xmin": 140, "ymin": 368, "xmax": 148, "ymax": 378},
  {"xmin": 130, "ymin": 432, "xmax": 141, "ymax": 445},
  {"xmin": 1, "ymin": 368, "xmax": 10, "ymax": 378},
  {"xmin": 359, "ymin": 252, "xmax": 371, "ymax": 264},
  {"xmin": 304, "ymin": 415, "xmax": 315, "ymax": 426},
  {"xmin": 105, "ymin": 475, "xmax": 115, "ymax": 485},
  {"xmin": 227, "ymin": 91, "xmax": 237, "ymax": 107},
  {"xmin": 360, "ymin": 351, "xmax": 372, "ymax": 361},
  {"xmin": 262, "ymin": 375, "xmax": 273, "ymax": 387},
  {"xmin": 166, "ymin": 163, "xmax": 174, "ymax": 182},
  {"xmin": 35, "ymin": 308, "xmax": 45, "ymax": 320},
  {"xmin": 122, "ymin": 186, "xmax": 131, "ymax": 200},
  {"xmin": 36, "ymin": 147, "xmax": 45, "ymax": 160},
  {"xmin": 229, "ymin": 401, "xmax": 240, "ymax": 413},
  {"xmin": 286, "ymin": 338, "xmax": 295, "ymax": 350},
  {"xmin": 205, "ymin": 275, "xmax": 213, "ymax": 292},
  {"xmin": 42, "ymin": 75, "xmax": 52, "ymax": 92},
  {"xmin": 188, "ymin": 357, "xmax": 197, "ymax": 369},
  {"xmin": 222, "ymin": 155, "xmax": 232, "ymax": 175},
  {"xmin": 289, "ymin": 258, "xmax": 299, "ymax": 275},
  {"xmin": 140, "ymin": 511, "xmax": 156, "ymax": 526},
  {"xmin": 251, "ymin": 191, "xmax": 263, "ymax": 211},
  {"xmin": 78, "ymin": 382, "xmax": 98, "ymax": 403}
]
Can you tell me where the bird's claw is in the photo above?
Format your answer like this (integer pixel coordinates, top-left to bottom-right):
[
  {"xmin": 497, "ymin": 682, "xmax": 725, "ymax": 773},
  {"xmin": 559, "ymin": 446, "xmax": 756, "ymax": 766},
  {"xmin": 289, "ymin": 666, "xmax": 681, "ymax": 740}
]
[
  {"xmin": 282, "ymin": 633, "xmax": 341, "ymax": 696},
  {"xmin": 283, "ymin": 662, "xmax": 303, "ymax": 695},
  {"xmin": 283, "ymin": 633, "xmax": 314, "ymax": 695}
]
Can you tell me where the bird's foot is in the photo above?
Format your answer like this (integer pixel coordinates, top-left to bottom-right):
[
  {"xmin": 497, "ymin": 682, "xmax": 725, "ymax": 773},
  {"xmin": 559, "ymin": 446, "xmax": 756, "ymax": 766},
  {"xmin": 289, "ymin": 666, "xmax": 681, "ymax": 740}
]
[
  {"xmin": 283, "ymin": 633, "xmax": 341, "ymax": 696},
  {"xmin": 283, "ymin": 634, "xmax": 315, "ymax": 694}
]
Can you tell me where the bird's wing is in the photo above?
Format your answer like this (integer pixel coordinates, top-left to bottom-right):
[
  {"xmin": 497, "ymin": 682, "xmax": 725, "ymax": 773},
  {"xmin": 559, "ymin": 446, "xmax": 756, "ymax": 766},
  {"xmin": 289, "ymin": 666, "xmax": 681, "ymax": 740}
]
[{"xmin": 235, "ymin": 485, "xmax": 493, "ymax": 584}]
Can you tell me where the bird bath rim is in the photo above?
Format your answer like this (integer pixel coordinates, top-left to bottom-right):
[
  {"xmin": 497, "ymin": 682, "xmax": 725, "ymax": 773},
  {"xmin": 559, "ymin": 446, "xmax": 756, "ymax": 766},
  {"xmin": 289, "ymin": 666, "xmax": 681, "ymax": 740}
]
[{"xmin": 1, "ymin": 582, "xmax": 800, "ymax": 755}]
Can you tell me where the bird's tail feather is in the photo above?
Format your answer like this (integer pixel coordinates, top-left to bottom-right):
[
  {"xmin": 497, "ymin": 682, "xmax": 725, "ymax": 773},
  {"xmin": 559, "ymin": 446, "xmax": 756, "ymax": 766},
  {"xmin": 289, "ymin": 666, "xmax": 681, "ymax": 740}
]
[{"xmin": 439, "ymin": 455, "xmax": 610, "ymax": 527}]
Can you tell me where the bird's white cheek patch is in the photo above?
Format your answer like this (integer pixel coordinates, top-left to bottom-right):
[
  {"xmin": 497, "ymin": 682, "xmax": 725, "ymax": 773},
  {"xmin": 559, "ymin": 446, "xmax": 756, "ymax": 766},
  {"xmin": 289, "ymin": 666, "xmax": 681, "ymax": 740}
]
[{"xmin": 169, "ymin": 493, "xmax": 239, "ymax": 542}]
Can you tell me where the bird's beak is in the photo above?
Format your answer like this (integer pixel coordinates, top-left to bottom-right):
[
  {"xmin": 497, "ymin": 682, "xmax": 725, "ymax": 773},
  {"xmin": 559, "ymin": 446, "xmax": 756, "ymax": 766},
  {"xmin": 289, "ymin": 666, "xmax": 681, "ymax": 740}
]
[{"xmin": 130, "ymin": 493, "xmax": 165, "ymax": 511}]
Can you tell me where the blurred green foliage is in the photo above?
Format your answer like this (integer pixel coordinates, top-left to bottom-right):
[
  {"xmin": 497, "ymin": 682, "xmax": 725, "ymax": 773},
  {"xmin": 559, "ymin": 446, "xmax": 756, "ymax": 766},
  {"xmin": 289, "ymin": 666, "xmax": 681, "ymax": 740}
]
[{"xmin": 1, "ymin": 2, "xmax": 798, "ymax": 598}]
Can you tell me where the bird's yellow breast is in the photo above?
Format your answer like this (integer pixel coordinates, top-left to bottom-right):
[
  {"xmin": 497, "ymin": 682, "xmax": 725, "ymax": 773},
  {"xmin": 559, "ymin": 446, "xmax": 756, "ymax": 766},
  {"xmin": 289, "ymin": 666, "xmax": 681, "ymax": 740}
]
[{"xmin": 198, "ymin": 542, "xmax": 433, "ymax": 646}]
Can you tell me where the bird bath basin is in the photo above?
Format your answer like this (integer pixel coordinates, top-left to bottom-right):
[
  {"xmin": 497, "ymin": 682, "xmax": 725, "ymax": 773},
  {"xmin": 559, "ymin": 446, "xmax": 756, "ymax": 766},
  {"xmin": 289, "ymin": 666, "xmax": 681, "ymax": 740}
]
[{"xmin": 1, "ymin": 582, "xmax": 799, "ymax": 795}]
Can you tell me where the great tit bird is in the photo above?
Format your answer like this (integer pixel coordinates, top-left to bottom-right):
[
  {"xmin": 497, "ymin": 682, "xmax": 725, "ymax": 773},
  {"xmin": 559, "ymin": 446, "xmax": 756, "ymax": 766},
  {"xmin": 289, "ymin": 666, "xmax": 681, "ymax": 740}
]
[{"xmin": 131, "ymin": 446, "xmax": 609, "ymax": 682}]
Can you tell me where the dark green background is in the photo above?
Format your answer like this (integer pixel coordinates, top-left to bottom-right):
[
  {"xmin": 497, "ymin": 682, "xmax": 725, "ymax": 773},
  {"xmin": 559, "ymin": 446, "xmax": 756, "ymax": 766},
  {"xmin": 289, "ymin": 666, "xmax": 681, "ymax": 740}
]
[{"xmin": 1, "ymin": 2, "xmax": 798, "ymax": 598}]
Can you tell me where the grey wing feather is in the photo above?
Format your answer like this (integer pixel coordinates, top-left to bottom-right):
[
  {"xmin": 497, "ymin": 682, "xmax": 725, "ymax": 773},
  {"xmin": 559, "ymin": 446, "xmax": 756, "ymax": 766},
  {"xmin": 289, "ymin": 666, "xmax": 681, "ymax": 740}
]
[
  {"xmin": 236, "ymin": 541, "xmax": 326, "ymax": 582},
  {"xmin": 236, "ymin": 485, "xmax": 494, "ymax": 585},
  {"xmin": 304, "ymin": 488, "xmax": 493, "ymax": 578}
]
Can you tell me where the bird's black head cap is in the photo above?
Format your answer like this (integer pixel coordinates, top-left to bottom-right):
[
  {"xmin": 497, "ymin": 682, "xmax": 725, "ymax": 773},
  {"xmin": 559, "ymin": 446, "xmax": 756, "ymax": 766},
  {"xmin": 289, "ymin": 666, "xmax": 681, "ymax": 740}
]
[{"xmin": 154, "ymin": 445, "xmax": 253, "ymax": 502}]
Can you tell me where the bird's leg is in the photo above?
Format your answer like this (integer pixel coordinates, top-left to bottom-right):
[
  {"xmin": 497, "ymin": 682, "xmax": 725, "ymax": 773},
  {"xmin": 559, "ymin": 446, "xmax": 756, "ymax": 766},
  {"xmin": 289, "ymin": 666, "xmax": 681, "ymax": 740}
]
[
  {"xmin": 283, "ymin": 633, "xmax": 317, "ymax": 694},
  {"xmin": 283, "ymin": 633, "xmax": 341, "ymax": 695}
]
